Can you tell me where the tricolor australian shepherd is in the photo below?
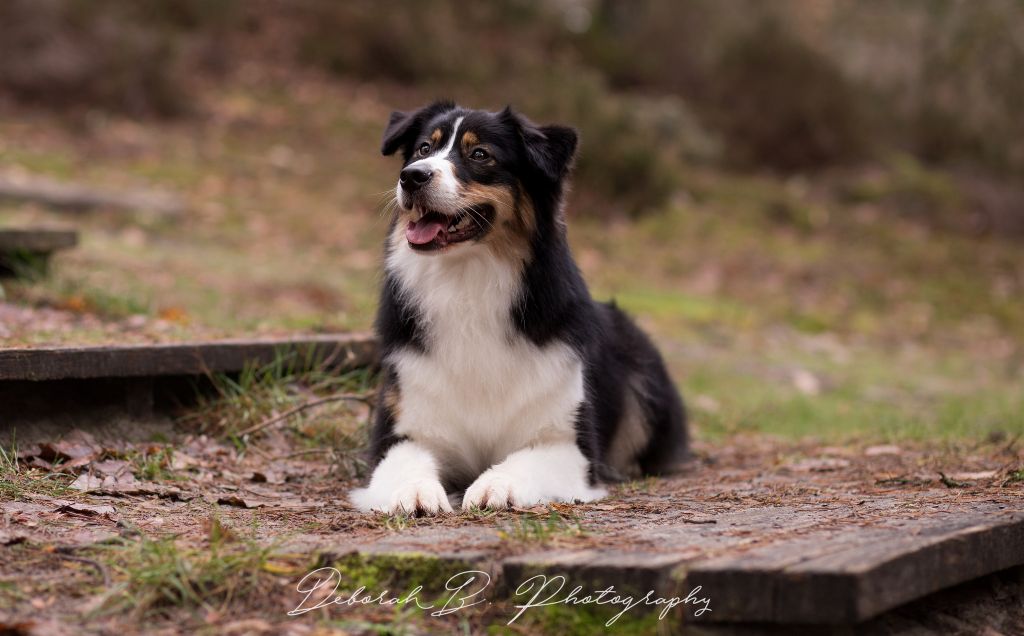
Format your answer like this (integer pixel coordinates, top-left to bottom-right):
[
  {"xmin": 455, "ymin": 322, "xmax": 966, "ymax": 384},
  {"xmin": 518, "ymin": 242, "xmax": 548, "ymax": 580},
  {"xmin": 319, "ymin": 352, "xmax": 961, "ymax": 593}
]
[{"xmin": 351, "ymin": 102, "xmax": 688, "ymax": 514}]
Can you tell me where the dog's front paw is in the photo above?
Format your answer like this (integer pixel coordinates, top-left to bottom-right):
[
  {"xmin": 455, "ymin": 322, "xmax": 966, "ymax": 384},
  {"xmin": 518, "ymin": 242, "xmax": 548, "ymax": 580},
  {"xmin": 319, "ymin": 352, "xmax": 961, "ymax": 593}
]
[
  {"xmin": 350, "ymin": 479, "xmax": 453, "ymax": 516},
  {"xmin": 462, "ymin": 470, "xmax": 539, "ymax": 510}
]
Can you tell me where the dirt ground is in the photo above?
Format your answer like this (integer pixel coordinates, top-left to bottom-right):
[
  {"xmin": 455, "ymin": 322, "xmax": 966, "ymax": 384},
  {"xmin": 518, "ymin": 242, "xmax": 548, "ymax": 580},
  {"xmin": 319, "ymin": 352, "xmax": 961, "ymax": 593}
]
[{"xmin": 2, "ymin": 423, "xmax": 1022, "ymax": 635}]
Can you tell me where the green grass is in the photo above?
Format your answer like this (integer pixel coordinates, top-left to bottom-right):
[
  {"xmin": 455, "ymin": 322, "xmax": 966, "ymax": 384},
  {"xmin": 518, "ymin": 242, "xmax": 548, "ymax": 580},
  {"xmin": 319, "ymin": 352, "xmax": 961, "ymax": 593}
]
[
  {"xmin": 0, "ymin": 440, "xmax": 74, "ymax": 500},
  {"xmin": 91, "ymin": 530, "xmax": 287, "ymax": 619},
  {"xmin": 499, "ymin": 510, "xmax": 587, "ymax": 543},
  {"xmin": 131, "ymin": 447, "xmax": 178, "ymax": 482},
  {"xmin": 683, "ymin": 346, "xmax": 1024, "ymax": 442},
  {"xmin": 179, "ymin": 353, "xmax": 375, "ymax": 476}
]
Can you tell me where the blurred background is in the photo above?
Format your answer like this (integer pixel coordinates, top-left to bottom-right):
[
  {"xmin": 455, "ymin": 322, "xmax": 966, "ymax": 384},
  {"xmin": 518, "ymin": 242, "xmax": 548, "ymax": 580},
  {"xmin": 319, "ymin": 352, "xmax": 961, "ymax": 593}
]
[{"xmin": 0, "ymin": 0, "xmax": 1021, "ymax": 442}]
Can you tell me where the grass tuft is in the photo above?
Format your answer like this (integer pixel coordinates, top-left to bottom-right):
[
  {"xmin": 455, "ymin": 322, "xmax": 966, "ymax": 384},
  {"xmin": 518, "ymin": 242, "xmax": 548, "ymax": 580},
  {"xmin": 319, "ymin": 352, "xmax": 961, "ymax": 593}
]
[
  {"xmin": 499, "ymin": 510, "xmax": 587, "ymax": 543},
  {"xmin": 92, "ymin": 529, "xmax": 288, "ymax": 619},
  {"xmin": 178, "ymin": 352, "xmax": 375, "ymax": 477}
]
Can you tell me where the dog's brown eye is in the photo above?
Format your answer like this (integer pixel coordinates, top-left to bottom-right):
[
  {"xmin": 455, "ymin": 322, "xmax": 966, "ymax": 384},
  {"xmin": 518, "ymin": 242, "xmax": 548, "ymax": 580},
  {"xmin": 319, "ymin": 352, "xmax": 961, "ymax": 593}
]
[
  {"xmin": 470, "ymin": 148, "xmax": 490, "ymax": 161},
  {"xmin": 417, "ymin": 142, "xmax": 431, "ymax": 157}
]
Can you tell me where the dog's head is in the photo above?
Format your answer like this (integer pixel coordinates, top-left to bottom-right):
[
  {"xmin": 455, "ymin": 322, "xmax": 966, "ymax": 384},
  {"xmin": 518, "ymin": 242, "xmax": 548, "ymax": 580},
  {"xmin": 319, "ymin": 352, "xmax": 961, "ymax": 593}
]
[{"xmin": 381, "ymin": 101, "xmax": 577, "ymax": 256}]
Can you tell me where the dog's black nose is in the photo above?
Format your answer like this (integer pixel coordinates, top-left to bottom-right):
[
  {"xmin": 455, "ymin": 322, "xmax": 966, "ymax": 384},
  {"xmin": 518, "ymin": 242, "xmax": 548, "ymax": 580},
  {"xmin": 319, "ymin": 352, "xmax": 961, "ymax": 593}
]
[{"xmin": 400, "ymin": 166, "xmax": 433, "ymax": 192}]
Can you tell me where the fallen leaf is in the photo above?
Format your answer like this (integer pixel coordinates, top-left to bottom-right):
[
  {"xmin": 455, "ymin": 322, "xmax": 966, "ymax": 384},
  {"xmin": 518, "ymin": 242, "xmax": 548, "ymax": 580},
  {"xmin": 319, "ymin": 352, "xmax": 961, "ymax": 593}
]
[
  {"xmin": 55, "ymin": 501, "xmax": 117, "ymax": 519},
  {"xmin": 18, "ymin": 444, "xmax": 42, "ymax": 458},
  {"xmin": 249, "ymin": 469, "xmax": 284, "ymax": 485},
  {"xmin": 170, "ymin": 453, "xmax": 199, "ymax": 471},
  {"xmin": 70, "ymin": 472, "xmax": 139, "ymax": 492},
  {"xmin": 91, "ymin": 459, "xmax": 131, "ymax": 477},
  {"xmin": 158, "ymin": 306, "xmax": 190, "ymax": 324},
  {"xmin": 38, "ymin": 430, "xmax": 101, "ymax": 463},
  {"xmin": 216, "ymin": 495, "xmax": 270, "ymax": 509},
  {"xmin": 28, "ymin": 457, "xmax": 54, "ymax": 471}
]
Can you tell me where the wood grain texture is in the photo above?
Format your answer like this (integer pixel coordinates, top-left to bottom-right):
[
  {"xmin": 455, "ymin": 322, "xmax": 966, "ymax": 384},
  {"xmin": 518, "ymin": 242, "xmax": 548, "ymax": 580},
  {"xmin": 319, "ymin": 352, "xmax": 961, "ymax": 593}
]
[
  {"xmin": 0, "ymin": 333, "xmax": 377, "ymax": 381},
  {"xmin": 683, "ymin": 505, "xmax": 1024, "ymax": 624},
  {"xmin": 491, "ymin": 504, "xmax": 1024, "ymax": 625}
]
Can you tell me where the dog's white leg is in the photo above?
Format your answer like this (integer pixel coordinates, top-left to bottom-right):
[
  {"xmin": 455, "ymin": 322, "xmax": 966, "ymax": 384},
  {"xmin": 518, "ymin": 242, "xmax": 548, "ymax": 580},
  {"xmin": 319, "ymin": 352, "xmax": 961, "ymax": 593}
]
[
  {"xmin": 462, "ymin": 442, "xmax": 606, "ymax": 510},
  {"xmin": 349, "ymin": 441, "xmax": 453, "ymax": 515}
]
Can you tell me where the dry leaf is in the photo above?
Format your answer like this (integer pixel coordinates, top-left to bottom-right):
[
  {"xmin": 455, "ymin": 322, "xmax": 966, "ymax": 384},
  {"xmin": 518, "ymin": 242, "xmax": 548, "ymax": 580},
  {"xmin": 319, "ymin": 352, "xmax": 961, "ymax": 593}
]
[
  {"xmin": 91, "ymin": 459, "xmax": 131, "ymax": 477},
  {"xmin": 249, "ymin": 469, "xmax": 284, "ymax": 485},
  {"xmin": 216, "ymin": 495, "xmax": 269, "ymax": 509},
  {"xmin": 55, "ymin": 501, "xmax": 117, "ymax": 519},
  {"xmin": 38, "ymin": 430, "xmax": 101, "ymax": 462}
]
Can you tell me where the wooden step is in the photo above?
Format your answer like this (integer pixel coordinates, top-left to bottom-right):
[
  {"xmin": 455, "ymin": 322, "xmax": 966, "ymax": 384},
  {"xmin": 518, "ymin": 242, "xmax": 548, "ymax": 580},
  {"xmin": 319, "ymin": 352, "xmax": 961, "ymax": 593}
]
[
  {"xmin": 0, "ymin": 228, "xmax": 79, "ymax": 253},
  {"xmin": 318, "ymin": 498, "xmax": 1024, "ymax": 627},
  {"xmin": 0, "ymin": 228, "xmax": 78, "ymax": 277},
  {"xmin": 0, "ymin": 333, "xmax": 377, "ymax": 381}
]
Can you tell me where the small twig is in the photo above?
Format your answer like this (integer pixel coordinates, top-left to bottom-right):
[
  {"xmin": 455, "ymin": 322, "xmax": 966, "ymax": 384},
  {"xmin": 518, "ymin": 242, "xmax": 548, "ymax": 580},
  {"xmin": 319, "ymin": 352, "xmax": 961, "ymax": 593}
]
[
  {"xmin": 273, "ymin": 448, "xmax": 333, "ymax": 460},
  {"xmin": 678, "ymin": 517, "xmax": 717, "ymax": 524},
  {"xmin": 938, "ymin": 472, "xmax": 968, "ymax": 488},
  {"xmin": 55, "ymin": 552, "xmax": 111, "ymax": 587},
  {"xmin": 237, "ymin": 393, "xmax": 373, "ymax": 438}
]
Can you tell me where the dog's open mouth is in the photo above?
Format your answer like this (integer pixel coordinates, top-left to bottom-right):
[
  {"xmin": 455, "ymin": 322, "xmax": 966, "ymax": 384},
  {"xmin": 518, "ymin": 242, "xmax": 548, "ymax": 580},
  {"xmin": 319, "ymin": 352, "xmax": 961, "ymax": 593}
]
[{"xmin": 405, "ymin": 205, "xmax": 494, "ymax": 251}]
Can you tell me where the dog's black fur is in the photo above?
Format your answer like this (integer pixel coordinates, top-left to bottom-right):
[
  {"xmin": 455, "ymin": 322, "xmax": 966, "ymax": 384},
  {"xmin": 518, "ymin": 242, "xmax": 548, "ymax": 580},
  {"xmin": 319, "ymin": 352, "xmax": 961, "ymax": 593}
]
[{"xmin": 368, "ymin": 101, "xmax": 688, "ymax": 489}]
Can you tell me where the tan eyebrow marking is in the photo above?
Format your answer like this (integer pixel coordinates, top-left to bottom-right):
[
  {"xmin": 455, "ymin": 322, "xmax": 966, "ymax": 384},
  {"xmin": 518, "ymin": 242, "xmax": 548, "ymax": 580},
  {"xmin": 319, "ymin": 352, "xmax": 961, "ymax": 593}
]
[
  {"xmin": 461, "ymin": 131, "xmax": 479, "ymax": 151},
  {"xmin": 430, "ymin": 128, "xmax": 443, "ymax": 144}
]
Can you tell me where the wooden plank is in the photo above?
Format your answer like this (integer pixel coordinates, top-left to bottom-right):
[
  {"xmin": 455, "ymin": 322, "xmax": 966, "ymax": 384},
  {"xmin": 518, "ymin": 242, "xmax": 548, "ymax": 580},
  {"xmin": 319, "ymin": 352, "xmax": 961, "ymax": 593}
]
[
  {"xmin": 0, "ymin": 173, "xmax": 183, "ymax": 216},
  {"xmin": 0, "ymin": 333, "xmax": 377, "ymax": 381},
  {"xmin": 0, "ymin": 229, "xmax": 79, "ymax": 253},
  {"xmin": 683, "ymin": 507, "xmax": 1024, "ymax": 624}
]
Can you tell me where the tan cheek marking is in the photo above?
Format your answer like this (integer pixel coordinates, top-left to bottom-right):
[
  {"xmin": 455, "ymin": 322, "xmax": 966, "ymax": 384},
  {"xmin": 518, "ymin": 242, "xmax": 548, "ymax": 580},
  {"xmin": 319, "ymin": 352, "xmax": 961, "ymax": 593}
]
[
  {"xmin": 430, "ymin": 129, "xmax": 442, "ymax": 144},
  {"xmin": 461, "ymin": 182, "xmax": 535, "ymax": 262}
]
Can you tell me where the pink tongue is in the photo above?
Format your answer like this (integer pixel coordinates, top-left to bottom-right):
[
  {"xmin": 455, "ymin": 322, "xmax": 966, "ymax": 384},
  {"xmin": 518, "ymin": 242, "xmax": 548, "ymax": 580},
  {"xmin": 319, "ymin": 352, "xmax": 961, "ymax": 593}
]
[{"xmin": 406, "ymin": 218, "xmax": 445, "ymax": 245}]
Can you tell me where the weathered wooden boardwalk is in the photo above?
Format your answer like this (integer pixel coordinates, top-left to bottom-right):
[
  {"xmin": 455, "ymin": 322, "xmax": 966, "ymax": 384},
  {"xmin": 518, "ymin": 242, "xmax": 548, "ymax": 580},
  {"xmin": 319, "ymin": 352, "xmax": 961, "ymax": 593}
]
[
  {"xmin": 0, "ymin": 333, "xmax": 377, "ymax": 440},
  {"xmin": 0, "ymin": 333, "xmax": 377, "ymax": 381},
  {"xmin": 320, "ymin": 495, "xmax": 1023, "ymax": 626},
  {"xmin": 2, "ymin": 334, "xmax": 1021, "ymax": 631}
]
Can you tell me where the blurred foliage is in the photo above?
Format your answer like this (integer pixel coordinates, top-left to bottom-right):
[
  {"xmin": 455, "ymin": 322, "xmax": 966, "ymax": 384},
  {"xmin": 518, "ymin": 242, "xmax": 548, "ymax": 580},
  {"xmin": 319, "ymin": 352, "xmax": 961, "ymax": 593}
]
[
  {"xmin": 0, "ymin": 0, "xmax": 238, "ymax": 116},
  {"xmin": 0, "ymin": 0, "xmax": 1022, "ymax": 222},
  {"xmin": 708, "ymin": 20, "xmax": 868, "ymax": 171}
]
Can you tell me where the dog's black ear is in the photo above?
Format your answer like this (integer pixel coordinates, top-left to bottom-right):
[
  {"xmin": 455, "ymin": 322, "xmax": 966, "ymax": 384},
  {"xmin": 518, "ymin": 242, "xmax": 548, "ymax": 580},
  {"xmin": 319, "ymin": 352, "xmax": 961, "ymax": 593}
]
[
  {"xmin": 502, "ymin": 106, "xmax": 579, "ymax": 182},
  {"xmin": 381, "ymin": 100, "xmax": 455, "ymax": 156}
]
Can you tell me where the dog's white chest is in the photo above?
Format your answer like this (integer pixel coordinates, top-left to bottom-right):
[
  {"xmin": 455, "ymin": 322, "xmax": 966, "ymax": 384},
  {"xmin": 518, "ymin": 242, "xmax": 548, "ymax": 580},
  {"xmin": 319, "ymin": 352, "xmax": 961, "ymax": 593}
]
[{"xmin": 386, "ymin": 246, "xmax": 584, "ymax": 479}]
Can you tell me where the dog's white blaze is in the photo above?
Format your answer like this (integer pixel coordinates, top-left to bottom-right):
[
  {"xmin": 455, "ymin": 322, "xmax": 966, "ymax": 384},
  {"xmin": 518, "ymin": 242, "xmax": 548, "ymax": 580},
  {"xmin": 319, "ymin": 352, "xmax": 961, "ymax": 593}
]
[
  {"xmin": 396, "ymin": 116, "xmax": 464, "ymax": 212},
  {"xmin": 351, "ymin": 235, "xmax": 605, "ymax": 511}
]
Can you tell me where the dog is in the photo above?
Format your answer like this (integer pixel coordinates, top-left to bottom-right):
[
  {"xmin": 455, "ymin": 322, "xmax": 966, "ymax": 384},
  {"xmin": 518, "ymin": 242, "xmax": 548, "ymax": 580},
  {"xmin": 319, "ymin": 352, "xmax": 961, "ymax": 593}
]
[{"xmin": 350, "ymin": 102, "xmax": 688, "ymax": 514}]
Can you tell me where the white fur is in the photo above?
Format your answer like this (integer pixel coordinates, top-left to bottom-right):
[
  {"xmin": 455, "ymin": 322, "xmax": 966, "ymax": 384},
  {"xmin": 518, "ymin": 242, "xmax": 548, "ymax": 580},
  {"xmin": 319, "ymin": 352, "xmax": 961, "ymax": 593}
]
[
  {"xmin": 355, "ymin": 228, "xmax": 604, "ymax": 513},
  {"xmin": 349, "ymin": 440, "xmax": 453, "ymax": 514},
  {"xmin": 397, "ymin": 116, "xmax": 464, "ymax": 212},
  {"xmin": 462, "ymin": 443, "xmax": 606, "ymax": 510}
]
